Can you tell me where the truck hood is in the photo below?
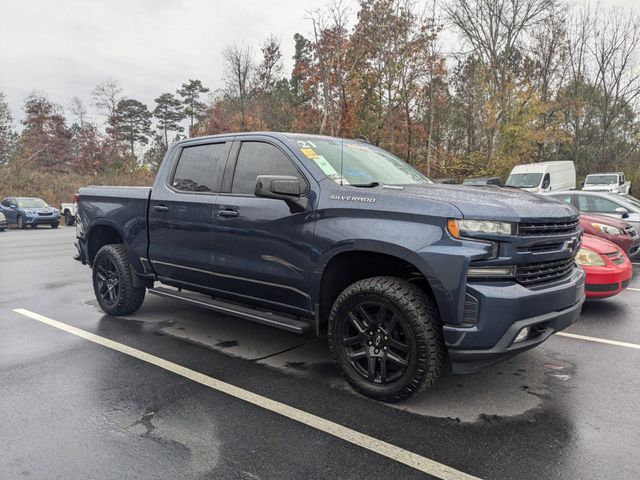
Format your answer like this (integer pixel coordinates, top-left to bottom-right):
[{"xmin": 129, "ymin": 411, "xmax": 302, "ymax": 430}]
[{"xmin": 392, "ymin": 184, "xmax": 577, "ymax": 221}]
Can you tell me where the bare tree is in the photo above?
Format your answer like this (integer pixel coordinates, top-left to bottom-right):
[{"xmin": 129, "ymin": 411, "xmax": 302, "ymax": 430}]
[
  {"xmin": 222, "ymin": 43, "xmax": 254, "ymax": 131},
  {"xmin": 590, "ymin": 8, "xmax": 640, "ymax": 165},
  {"xmin": 68, "ymin": 96, "xmax": 88, "ymax": 129},
  {"xmin": 92, "ymin": 79, "xmax": 124, "ymax": 145},
  {"xmin": 445, "ymin": 0, "xmax": 557, "ymax": 158}
]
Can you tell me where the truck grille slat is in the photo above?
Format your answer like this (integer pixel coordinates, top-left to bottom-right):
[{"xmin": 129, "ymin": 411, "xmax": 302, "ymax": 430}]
[
  {"xmin": 519, "ymin": 217, "xmax": 580, "ymax": 236},
  {"xmin": 516, "ymin": 254, "xmax": 577, "ymax": 285}
]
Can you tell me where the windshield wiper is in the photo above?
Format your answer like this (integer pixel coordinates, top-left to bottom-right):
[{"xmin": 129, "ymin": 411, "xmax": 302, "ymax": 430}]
[{"xmin": 351, "ymin": 182, "xmax": 381, "ymax": 188}]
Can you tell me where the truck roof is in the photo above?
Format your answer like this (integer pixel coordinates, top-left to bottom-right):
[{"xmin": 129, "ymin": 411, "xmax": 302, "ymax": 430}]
[{"xmin": 585, "ymin": 172, "xmax": 624, "ymax": 176}]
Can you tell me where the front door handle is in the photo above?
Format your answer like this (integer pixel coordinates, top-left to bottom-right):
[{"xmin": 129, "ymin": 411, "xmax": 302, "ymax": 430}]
[
  {"xmin": 153, "ymin": 205, "xmax": 169, "ymax": 213},
  {"xmin": 218, "ymin": 209, "xmax": 238, "ymax": 218}
]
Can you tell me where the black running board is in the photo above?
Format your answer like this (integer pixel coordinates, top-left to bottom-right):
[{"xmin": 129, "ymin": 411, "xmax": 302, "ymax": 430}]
[{"xmin": 148, "ymin": 287, "xmax": 311, "ymax": 334}]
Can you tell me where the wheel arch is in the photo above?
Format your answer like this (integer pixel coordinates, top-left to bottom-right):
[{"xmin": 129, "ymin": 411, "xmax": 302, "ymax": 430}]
[
  {"xmin": 313, "ymin": 247, "xmax": 439, "ymax": 333},
  {"xmin": 86, "ymin": 221, "xmax": 125, "ymax": 265}
]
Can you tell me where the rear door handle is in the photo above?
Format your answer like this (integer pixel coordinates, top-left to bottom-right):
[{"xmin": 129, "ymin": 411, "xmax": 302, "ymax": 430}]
[
  {"xmin": 218, "ymin": 209, "xmax": 238, "ymax": 218},
  {"xmin": 153, "ymin": 205, "xmax": 169, "ymax": 213}
]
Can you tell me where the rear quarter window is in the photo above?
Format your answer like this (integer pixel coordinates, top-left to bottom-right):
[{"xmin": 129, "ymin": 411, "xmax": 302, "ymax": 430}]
[{"xmin": 171, "ymin": 143, "xmax": 226, "ymax": 193}]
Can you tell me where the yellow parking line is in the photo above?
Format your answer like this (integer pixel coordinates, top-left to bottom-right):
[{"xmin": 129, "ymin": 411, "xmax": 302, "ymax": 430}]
[
  {"xmin": 12, "ymin": 308, "xmax": 479, "ymax": 480},
  {"xmin": 556, "ymin": 331, "xmax": 640, "ymax": 350}
]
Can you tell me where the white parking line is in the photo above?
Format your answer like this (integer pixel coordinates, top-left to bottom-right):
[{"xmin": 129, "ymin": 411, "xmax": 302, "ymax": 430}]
[
  {"xmin": 12, "ymin": 308, "xmax": 478, "ymax": 480},
  {"xmin": 627, "ymin": 287, "xmax": 640, "ymax": 292},
  {"xmin": 555, "ymin": 331, "xmax": 640, "ymax": 350}
]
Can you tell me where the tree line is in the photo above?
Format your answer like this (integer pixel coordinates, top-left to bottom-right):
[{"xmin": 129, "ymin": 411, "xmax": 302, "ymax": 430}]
[{"xmin": 1, "ymin": 0, "xmax": 639, "ymax": 185}]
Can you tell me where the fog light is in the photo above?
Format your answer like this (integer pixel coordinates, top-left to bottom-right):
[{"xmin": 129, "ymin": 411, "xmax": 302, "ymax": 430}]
[{"xmin": 514, "ymin": 327, "xmax": 530, "ymax": 343}]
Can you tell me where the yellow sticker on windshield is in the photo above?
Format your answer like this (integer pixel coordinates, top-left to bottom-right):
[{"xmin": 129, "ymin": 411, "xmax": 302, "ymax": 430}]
[{"xmin": 300, "ymin": 148, "xmax": 319, "ymax": 159}]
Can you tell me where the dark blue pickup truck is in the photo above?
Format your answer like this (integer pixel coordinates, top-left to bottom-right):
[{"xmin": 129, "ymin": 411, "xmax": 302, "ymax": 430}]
[{"xmin": 75, "ymin": 132, "xmax": 585, "ymax": 401}]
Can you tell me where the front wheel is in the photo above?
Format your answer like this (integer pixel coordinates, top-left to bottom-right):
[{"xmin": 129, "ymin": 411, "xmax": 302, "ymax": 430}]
[
  {"xmin": 17, "ymin": 215, "xmax": 26, "ymax": 229},
  {"xmin": 50, "ymin": 222, "xmax": 59, "ymax": 229},
  {"xmin": 328, "ymin": 276, "xmax": 445, "ymax": 402},
  {"xmin": 92, "ymin": 244, "xmax": 145, "ymax": 316}
]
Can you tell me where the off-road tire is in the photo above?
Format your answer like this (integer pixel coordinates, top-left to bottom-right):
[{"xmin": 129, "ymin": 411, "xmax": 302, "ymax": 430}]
[
  {"xmin": 64, "ymin": 212, "xmax": 75, "ymax": 226},
  {"xmin": 92, "ymin": 244, "xmax": 145, "ymax": 316},
  {"xmin": 328, "ymin": 276, "xmax": 445, "ymax": 402}
]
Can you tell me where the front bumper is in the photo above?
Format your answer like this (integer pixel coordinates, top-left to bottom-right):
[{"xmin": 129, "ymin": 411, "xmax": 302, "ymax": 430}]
[
  {"xmin": 583, "ymin": 261, "xmax": 633, "ymax": 299},
  {"xmin": 446, "ymin": 267, "xmax": 585, "ymax": 373},
  {"xmin": 25, "ymin": 214, "xmax": 60, "ymax": 225}
]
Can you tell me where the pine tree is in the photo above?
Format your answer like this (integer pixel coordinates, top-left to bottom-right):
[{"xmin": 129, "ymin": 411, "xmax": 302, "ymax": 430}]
[
  {"xmin": 153, "ymin": 93, "xmax": 185, "ymax": 147},
  {"xmin": 177, "ymin": 79, "xmax": 210, "ymax": 135}
]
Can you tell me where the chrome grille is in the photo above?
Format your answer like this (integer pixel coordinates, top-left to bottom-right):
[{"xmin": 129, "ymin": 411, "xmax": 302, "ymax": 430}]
[
  {"xmin": 516, "ymin": 254, "xmax": 577, "ymax": 286},
  {"xmin": 518, "ymin": 217, "xmax": 580, "ymax": 236}
]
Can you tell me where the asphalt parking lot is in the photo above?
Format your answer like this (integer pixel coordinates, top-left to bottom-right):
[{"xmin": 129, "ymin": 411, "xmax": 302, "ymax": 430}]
[{"xmin": 1, "ymin": 227, "xmax": 639, "ymax": 480}]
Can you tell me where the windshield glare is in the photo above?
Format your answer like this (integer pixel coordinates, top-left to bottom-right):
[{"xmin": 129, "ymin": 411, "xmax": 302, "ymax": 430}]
[
  {"xmin": 505, "ymin": 173, "xmax": 542, "ymax": 188},
  {"xmin": 291, "ymin": 137, "xmax": 432, "ymax": 186},
  {"xmin": 17, "ymin": 198, "xmax": 47, "ymax": 208},
  {"xmin": 586, "ymin": 175, "xmax": 617, "ymax": 185}
]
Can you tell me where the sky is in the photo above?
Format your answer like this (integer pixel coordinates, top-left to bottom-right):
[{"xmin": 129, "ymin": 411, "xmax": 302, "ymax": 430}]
[{"xmin": 0, "ymin": 0, "xmax": 638, "ymax": 128}]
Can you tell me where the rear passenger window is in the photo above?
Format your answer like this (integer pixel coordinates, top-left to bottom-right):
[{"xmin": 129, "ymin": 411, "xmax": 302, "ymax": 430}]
[
  {"xmin": 172, "ymin": 143, "xmax": 226, "ymax": 192},
  {"xmin": 232, "ymin": 142, "xmax": 305, "ymax": 195}
]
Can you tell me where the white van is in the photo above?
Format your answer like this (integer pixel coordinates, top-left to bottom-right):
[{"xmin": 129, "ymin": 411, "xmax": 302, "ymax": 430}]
[{"xmin": 505, "ymin": 161, "xmax": 576, "ymax": 193}]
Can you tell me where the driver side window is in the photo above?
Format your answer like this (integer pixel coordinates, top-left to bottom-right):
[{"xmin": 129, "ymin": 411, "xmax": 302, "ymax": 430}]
[
  {"xmin": 542, "ymin": 173, "xmax": 550, "ymax": 189},
  {"xmin": 231, "ymin": 142, "xmax": 306, "ymax": 195}
]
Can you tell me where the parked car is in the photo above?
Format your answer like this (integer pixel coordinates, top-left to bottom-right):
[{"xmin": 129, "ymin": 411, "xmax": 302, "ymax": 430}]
[
  {"xmin": 583, "ymin": 172, "xmax": 631, "ymax": 194},
  {"xmin": 545, "ymin": 191, "xmax": 640, "ymax": 240},
  {"xmin": 505, "ymin": 161, "xmax": 575, "ymax": 192},
  {"xmin": 577, "ymin": 234, "xmax": 633, "ymax": 299},
  {"xmin": 75, "ymin": 132, "xmax": 585, "ymax": 402},
  {"xmin": 0, "ymin": 196, "xmax": 60, "ymax": 229},
  {"xmin": 60, "ymin": 193, "xmax": 79, "ymax": 226},
  {"xmin": 578, "ymin": 213, "xmax": 640, "ymax": 258},
  {"xmin": 0, "ymin": 212, "xmax": 7, "ymax": 231},
  {"xmin": 462, "ymin": 176, "xmax": 501, "ymax": 186}
]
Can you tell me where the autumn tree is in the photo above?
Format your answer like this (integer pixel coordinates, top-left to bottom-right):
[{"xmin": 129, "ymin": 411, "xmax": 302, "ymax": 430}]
[
  {"xmin": 17, "ymin": 93, "xmax": 72, "ymax": 171},
  {"xmin": 68, "ymin": 96, "xmax": 102, "ymax": 172},
  {"xmin": 177, "ymin": 79, "xmax": 210, "ymax": 136},
  {"xmin": 153, "ymin": 93, "xmax": 185, "ymax": 147}
]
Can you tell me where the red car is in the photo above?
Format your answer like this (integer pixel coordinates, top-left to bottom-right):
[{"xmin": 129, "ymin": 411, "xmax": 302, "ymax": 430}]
[
  {"xmin": 577, "ymin": 234, "xmax": 633, "ymax": 298},
  {"xmin": 580, "ymin": 213, "xmax": 639, "ymax": 258}
]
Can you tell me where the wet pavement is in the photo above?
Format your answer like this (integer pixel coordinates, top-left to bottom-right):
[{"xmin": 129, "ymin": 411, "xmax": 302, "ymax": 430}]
[{"xmin": 1, "ymin": 227, "xmax": 639, "ymax": 479}]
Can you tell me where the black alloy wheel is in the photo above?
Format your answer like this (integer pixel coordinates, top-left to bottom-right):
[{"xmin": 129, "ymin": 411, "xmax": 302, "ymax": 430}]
[
  {"xmin": 94, "ymin": 255, "xmax": 121, "ymax": 307},
  {"xmin": 340, "ymin": 300, "xmax": 411, "ymax": 384}
]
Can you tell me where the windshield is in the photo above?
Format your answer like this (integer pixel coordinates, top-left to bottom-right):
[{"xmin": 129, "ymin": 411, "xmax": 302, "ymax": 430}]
[
  {"xmin": 291, "ymin": 137, "xmax": 431, "ymax": 186},
  {"xmin": 505, "ymin": 173, "xmax": 542, "ymax": 188},
  {"xmin": 617, "ymin": 194, "xmax": 640, "ymax": 210},
  {"xmin": 17, "ymin": 198, "xmax": 47, "ymax": 208},
  {"xmin": 586, "ymin": 175, "xmax": 617, "ymax": 185}
]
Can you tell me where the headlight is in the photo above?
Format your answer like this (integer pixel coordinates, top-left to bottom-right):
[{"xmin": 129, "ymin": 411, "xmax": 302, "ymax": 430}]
[
  {"xmin": 575, "ymin": 248, "xmax": 606, "ymax": 266},
  {"xmin": 448, "ymin": 219, "xmax": 514, "ymax": 238},
  {"xmin": 467, "ymin": 265, "xmax": 515, "ymax": 277},
  {"xmin": 591, "ymin": 223, "xmax": 622, "ymax": 236},
  {"xmin": 25, "ymin": 209, "xmax": 35, "ymax": 215}
]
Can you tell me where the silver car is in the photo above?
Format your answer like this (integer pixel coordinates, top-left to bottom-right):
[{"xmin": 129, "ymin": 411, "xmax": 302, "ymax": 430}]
[{"xmin": 545, "ymin": 190, "xmax": 640, "ymax": 234}]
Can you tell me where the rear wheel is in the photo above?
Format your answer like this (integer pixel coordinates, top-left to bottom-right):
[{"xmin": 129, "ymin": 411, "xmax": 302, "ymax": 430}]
[
  {"xmin": 64, "ymin": 212, "xmax": 75, "ymax": 226},
  {"xmin": 92, "ymin": 244, "xmax": 145, "ymax": 316},
  {"xmin": 328, "ymin": 276, "xmax": 445, "ymax": 402}
]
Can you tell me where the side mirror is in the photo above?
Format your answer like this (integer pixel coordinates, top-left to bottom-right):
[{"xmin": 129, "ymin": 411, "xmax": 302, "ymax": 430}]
[
  {"xmin": 255, "ymin": 175, "xmax": 307, "ymax": 212},
  {"xmin": 615, "ymin": 206, "xmax": 629, "ymax": 218},
  {"xmin": 10, "ymin": 205, "xmax": 17, "ymax": 210}
]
